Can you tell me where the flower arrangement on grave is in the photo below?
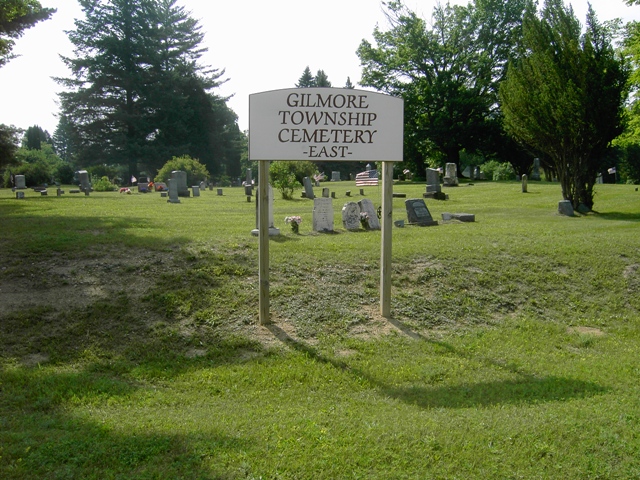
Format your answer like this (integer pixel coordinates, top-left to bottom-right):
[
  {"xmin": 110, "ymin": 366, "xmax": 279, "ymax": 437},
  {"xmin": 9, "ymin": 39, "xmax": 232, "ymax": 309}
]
[
  {"xmin": 360, "ymin": 211, "xmax": 370, "ymax": 230},
  {"xmin": 284, "ymin": 215, "xmax": 302, "ymax": 233}
]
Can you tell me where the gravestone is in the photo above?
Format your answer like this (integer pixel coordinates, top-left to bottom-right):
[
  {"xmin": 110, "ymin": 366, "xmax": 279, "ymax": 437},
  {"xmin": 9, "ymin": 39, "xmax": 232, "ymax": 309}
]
[
  {"xmin": 217, "ymin": 188, "xmax": 223, "ymax": 196},
  {"xmin": 558, "ymin": 200, "xmax": 574, "ymax": 216},
  {"xmin": 244, "ymin": 185, "xmax": 253, "ymax": 196},
  {"xmin": 171, "ymin": 170, "xmax": 189, "ymax": 197},
  {"xmin": 405, "ymin": 198, "xmax": 438, "ymax": 226},
  {"xmin": 322, "ymin": 187, "xmax": 330, "ymax": 198},
  {"xmin": 441, "ymin": 212, "xmax": 475, "ymax": 222},
  {"xmin": 358, "ymin": 198, "xmax": 380, "ymax": 230},
  {"xmin": 246, "ymin": 168, "xmax": 252, "ymax": 186},
  {"xmin": 161, "ymin": 192, "xmax": 168, "ymax": 198},
  {"xmin": 531, "ymin": 158, "xmax": 541, "ymax": 181},
  {"xmin": 331, "ymin": 191, "xmax": 336, "ymax": 199},
  {"xmin": 154, "ymin": 182, "xmax": 168, "ymax": 192},
  {"xmin": 331, "ymin": 171, "xmax": 340, "ymax": 182},
  {"xmin": 192, "ymin": 186, "xmax": 200, "ymax": 197},
  {"xmin": 41, "ymin": 190, "xmax": 48, "ymax": 196},
  {"xmin": 200, "ymin": 181, "xmax": 206, "ymax": 191},
  {"xmin": 346, "ymin": 190, "xmax": 351, "ymax": 197},
  {"xmin": 167, "ymin": 178, "xmax": 180, "ymax": 204},
  {"xmin": 16, "ymin": 191, "xmax": 24, "ymax": 199},
  {"xmin": 342, "ymin": 202, "xmax": 361, "ymax": 231},
  {"xmin": 138, "ymin": 182, "xmax": 149, "ymax": 193},
  {"xmin": 360, "ymin": 189, "xmax": 365, "ymax": 196},
  {"xmin": 252, "ymin": 185, "xmax": 279, "ymax": 236},
  {"xmin": 78, "ymin": 170, "xmax": 91, "ymax": 192},
  {"xmin": 57, "ymin": 188, "xmax": 64, "ymax": 196},
  {"xmin": 426, "ymin": 168, "xmax": 441, "ymax": 193},
  {"xmin": 313, "ymin": 197, "xmax": 334, "ymax": 233},
  {"xmin": 522, "ymin": 174, "xmax": 528, "ymax": 193},
  {"xmin": 15, "ymin": 175, "xmax": 26, "ymax": 189},
  {"xmin": 443, "ymin": 163, "xmax": 458, "ymax": 187},
  {"xmin": 303, "ymin": 177, "xmax": 315, "ymax": 199}
]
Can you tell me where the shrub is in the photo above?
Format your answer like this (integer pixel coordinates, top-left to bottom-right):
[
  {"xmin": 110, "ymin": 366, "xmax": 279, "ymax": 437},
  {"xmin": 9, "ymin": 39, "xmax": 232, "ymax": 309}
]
[
  {"xmin": 155, "ymin": 155, "xmax": 210, "ymax": 186},
  {"xmin": 481, "ymin": 160, "xmax": 515, "ymax": 181},
  {"xmin": 270, "ymin": 161, "xmax": 299, "ymax": 200},
  {"xmin": 92, "ymin": 176, "xmax": 118, "ymax": 192}
]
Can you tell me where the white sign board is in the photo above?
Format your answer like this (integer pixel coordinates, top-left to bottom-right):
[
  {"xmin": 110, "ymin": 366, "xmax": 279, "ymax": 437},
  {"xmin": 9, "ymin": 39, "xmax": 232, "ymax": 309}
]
[{"xmin": 249, "ymin": 88, "xmax": 404, "ymax": 162}]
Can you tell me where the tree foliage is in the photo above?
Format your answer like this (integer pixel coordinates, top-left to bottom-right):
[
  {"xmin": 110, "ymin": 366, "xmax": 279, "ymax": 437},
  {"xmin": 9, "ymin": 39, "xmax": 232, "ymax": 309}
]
[
  {"xmin": 56, "ymin": 0, "xmax": 242, "ymax": 180},
  {"xmin": 0, "ymin": 0, "xmax": 55, "ymax": 67},
  {"xmin": 500, "ymin": 0, "xmax": 628, "ymax": 209},
  {"xmin": 357, "ymin": 0, "xmax": 532, "ymax": 176},
  {"xmin": 154, "ymin": 155, "xmax": 210, "ymax": 186},
  {"xmin": 0, "ymin": 124, "xmax": 22, "ymax": 169},
  {"xmin": 295, "ymin": 66, "xmax": 332, "ymax": 88}
]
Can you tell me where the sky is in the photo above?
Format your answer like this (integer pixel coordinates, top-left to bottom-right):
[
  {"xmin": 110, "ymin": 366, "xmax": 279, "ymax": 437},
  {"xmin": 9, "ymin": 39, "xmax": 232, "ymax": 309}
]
[{"xmin": 1, "ymin": 0, "xmax": 639, "ymax": 135}]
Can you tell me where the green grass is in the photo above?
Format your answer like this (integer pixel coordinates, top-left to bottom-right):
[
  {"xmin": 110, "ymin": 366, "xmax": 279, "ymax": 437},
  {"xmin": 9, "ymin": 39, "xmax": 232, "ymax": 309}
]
[{"xmin": 1, "ymin": 181, "xmax": 639, "ymax": 478}]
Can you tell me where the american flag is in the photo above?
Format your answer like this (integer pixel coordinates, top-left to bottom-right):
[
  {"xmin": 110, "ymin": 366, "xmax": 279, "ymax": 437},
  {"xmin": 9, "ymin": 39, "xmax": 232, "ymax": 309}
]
[{"xmin": 355, "ymin": 169, "xmax": 378, "ymax": 186}]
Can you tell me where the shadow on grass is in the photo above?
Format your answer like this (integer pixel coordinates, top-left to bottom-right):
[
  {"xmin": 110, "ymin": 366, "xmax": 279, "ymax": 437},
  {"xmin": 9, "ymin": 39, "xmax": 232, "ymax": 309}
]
[
  {"xmin": 0, "ymin": 366, "xmax": 250, "ymax": 478},
  {"xmin": 266, "ymin": 321, "xmax": 607, "ymax": 410},
  {"xmin": 595, "ymin": 211, "xmax": 640, "ymax": 222}
]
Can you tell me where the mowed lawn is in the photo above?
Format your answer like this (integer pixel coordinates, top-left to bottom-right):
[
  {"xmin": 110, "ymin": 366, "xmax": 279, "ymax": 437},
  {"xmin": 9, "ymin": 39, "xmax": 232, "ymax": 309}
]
[{"xmin": 1, "ymin": 180, "xmax": 639, "ymax": 479}]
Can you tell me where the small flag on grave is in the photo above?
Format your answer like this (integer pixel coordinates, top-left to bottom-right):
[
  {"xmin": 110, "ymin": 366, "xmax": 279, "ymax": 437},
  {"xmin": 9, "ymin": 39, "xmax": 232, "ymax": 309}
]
[{"xmin": 355, "ymin": 169, "xmax": 378, "ymax": 186}]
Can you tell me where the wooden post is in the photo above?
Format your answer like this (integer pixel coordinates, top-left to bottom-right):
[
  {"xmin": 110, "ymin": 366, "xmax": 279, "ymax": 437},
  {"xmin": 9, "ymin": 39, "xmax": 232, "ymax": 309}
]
[
  {"xmin": 380, "ymin": 161, "xmax": 393, "ymax": 318},
  {"xmin": 259, "ymin": 160, "xmax": 270, "ymax": 325}
]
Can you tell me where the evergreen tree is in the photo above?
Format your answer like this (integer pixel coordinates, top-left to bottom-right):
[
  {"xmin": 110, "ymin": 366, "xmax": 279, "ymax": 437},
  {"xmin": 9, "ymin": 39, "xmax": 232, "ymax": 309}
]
[
  {"xmin": 56, "ymin": 0, "xmax": 240, "ymax": 179},
  {"xmin": 296, "ymin": 66, "xmax": 315, "ymax": 87},
  {"xmin": 0, "ymin": 0, "xmax": 55, "ymax": 67},
  {"xmin": 24, "ymin": 125, "xmax": 50, "ymax": 150},
  {"xmin": 344, "ymin": 77, "xmax": 355, "ymax": 89},
  {"xmin": 500, "ymin": 0, "xmax": 628, "ymax": 209},
  {"xmin": 315, "ymin": 69, "xmax": 331, "ymax": 87}
]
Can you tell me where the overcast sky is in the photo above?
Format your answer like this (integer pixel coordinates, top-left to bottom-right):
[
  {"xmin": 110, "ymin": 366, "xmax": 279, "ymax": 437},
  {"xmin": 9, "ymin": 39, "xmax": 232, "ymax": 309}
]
[{"xmin": 1, "ymin": 0, "xmax": 639, "ymax": 135}]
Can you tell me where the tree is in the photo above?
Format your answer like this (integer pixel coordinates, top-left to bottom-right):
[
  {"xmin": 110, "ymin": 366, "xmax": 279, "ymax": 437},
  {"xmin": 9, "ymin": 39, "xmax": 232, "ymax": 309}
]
[
  {"xmin": 315, "ymin": 69, "xmax": 331, "ymax": 87},
  {"xmin": 0, "ymin": 0, "xmax": 55, "ymax": 67},
  {"xmin": 0, "ymin": 124, "xmax": 21, "ymax": 169},
  {"xmin": 296, "ymin": 66, "xmax": 315, "ymax": 87},
  {"xmin": 24, "ymin": 125, "xmax": 50, "ymax": 149},
  {"xmin": 500, "ymin": 0, "xmax": 628, "ymax": 209},
  {"xmin": 56, "ymin": 0, "xmax": 240, "ymax": 180},
  {"xmin": 357, "ymin": 0, "xmax": 532, "ymax": 176},
  {"xmin": 344, "ymin": 77, "xmax": 355, "ymax": 89},
  {"xmin": 154, "ymin": 155, "xmax": 210, "ymax": 185}
]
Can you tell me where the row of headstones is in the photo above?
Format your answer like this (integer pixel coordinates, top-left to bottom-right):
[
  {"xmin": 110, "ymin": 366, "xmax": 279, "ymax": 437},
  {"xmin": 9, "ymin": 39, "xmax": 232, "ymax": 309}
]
[{"xmin": 302, "ymin": 177, "xmax": 367, "ymax": 200}]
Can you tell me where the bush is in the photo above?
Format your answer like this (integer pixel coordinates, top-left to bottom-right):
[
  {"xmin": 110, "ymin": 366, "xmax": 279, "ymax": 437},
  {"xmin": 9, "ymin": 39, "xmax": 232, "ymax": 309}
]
[
  {"xmin": 481, "ymin": 160, "xmax": 515, "ymax": 181},
  {"xmin": 3, "ymin": 159, "xmax": 51, "ymax": 187},
  {"xmin": 155, "ymin": 155, "xmax": 210, "ymax": 186},
  {"xmin": 270, "ymin": 161, "xmax": 299, "ymax": 200},
  {"xmin": 92, "ymin": 176, "xmax": 118, "ymax": 192}
]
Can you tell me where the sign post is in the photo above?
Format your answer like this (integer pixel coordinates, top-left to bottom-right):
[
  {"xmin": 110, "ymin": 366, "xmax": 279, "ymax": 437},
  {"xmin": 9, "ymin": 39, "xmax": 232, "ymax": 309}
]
[{"xmin": 249, "ymin": 88, "xmax": 403, "ymax": 324}]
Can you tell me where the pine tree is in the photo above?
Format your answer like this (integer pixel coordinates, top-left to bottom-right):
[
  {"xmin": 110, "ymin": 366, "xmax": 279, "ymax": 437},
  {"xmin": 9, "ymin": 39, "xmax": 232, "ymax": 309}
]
[
  {"xmin": 314, "ymin": 69, "xmax": 331, "ymax": 87},
  {"xmin": 344, "ymin": 77, "xmax": 355, "ymax": 89},
  {"xmin": 296, "ymin": 66, "xmax": 315, "ymax": 87},
  {"xmin": 56, "ymin": 0, "xmax": 240, "ymax": 179},
  {"xmin": 0, "ymin": 0, "xmax": 55, "ymax": 67}
]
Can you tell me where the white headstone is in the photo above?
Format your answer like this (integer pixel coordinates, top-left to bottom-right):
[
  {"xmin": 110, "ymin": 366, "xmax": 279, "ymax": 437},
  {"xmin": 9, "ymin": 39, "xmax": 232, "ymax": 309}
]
[
  {"xmin": 313, "ymin": 197, "xmax": 334, "ymax": 233},
  {"xmin": 443, "ymin": 163, "xmax": 458, "ymax": 187},
  {"xmin": 342, "ymin": 202, "xmax": 361, "ymax": 231},
  {"xmin": 358, "ymin": 198, "xmax": 380, "ymax": 230}
]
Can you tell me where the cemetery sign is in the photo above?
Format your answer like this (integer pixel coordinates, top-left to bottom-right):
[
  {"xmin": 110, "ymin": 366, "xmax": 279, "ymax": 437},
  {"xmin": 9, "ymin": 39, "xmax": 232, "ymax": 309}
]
[{"xmin": 249, "ymin": 88, "xmax": 403, "ymax": 162}]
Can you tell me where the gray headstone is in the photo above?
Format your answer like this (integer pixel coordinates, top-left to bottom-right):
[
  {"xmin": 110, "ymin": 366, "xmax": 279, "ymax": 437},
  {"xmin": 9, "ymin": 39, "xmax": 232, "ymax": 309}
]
[
  {"xmin": 313, "ymin": 197, "xmax": 334, "ymax": 233},
  {"xmin": 16, "ymin": 191, "xmax": 24, "ymax": 199},
  {"xmin": 167, "ymin": 178, "xmax": 180, "ymax": 203},
  {"xmin": 303, "ymin": 177, "xmax": 315, "ymax": 199},
  {"xmin": 342, "ymin": 202, "xmax": 361, "ymax": 231},
  {"xmin": 192, "ymin": 186, "xmax": 200, "ymax": 197},
  {"xmin": 217, "ymin": 188, "xmax": 223, "ymax": 196},
  {"xmin": 57, "ymin": 188, "xmax": 64, "ymax": 196},
  {"xmin": 78, "ymin": 170, "xmax": 91, "ymax": 192},
  {"xmin": 443, "ymin": 163, "xmax": 458, "ymax": 187},
  {"xmin": 359, "ymin": 189, "xmax": 365, "ymax": 196},
  {"xmin": 15, "ymin": 175, "xmax": 26, "ymax": 189},
  {"xmin": 426, "ymin": 168, "xmax": 441, "ymax": 193},
  {"xmin": 405, "ymin": 198, "xmax": 438, "ymax": 226},
  {"xmin": 558, "ymin": 200, "xmax": 574, "ymax": 216},
  {"xmin": 246, "ymin": 168, "xmax": 252, "ymax": 185},
  {"xmin": 531, "ymin": 158, "xmax": 541, "ymax": 181},
  {"xmin": 358, "ymin": 198, "xmax": 380, "ymax": 230},
  {"xmin": 522, "ymin": 174, "xmax": 528, "ymax": 193},
  {"xmin": 331, "ymin": 191, "xmax": 336, "ymax": 199},
  {"xmin": 138, "ymin": 182, "xmax": 149, "ymax": 193},
  {"xmin": 322, "ymin": 188, "xmax": 330, "ymax": 198},
  {"xmin": 346, "ymin": 190, "xmax": 351, "ymax": 197},
  {"xmin": 442, "ymin": 212, "xmax": 475, "ymax": 222},
  {"xmin": 331, "ymin": 171, "xmax": 341, "ymax": 182},
  {"xmin": 245, "ymin": 185, "xmax": 253, "ymax": 196},
  {"xmin": 171, "ymin": 170, "xmax": 189, "ymax": 197}
]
